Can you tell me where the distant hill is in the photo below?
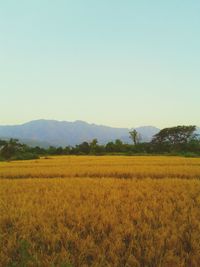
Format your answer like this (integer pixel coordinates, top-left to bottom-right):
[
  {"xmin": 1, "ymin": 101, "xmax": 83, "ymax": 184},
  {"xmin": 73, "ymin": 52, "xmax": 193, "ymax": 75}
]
[{"xmin": 0, "ymin": 119, "xmax": 162, "ymax": 147}]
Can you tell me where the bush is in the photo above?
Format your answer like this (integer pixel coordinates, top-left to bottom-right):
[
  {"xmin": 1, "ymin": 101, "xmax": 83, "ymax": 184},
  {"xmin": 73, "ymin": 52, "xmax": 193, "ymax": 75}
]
[{"xmin": 13, "ymin": 153, "xmax": 39, "ymax": 161}]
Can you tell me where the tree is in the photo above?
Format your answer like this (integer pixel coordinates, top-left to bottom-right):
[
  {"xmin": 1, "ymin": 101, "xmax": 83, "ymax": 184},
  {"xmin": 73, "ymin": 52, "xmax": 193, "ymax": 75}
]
[
  {"xmin": 151, "ymin": 125, "xmax": 198, "ymax": 153},
  {"xmin": 56, "ymin": 147, "xmax": 64, "ymax": 155},
  {"xmin": 114, "ymin": 139, "xmax": 124, "ymax": 152},
  {"xmin": 90, "ymin": 139, "xmax": 98, "ymax": 154},
  {"xmin": 152, "ymin": 126, "xmax": 197, "ymax": 145},
  {"xmin": 48, "ymin": 146, "xmax": 57, "ymax": 155},
  {"xmin": 0, "ymin": 140, "xmax": 7, "ymax": 147},
  {"xmin": 0, "ymin": 139, "xmax": 22, "ymax": 160},
  {"xmin": 89, "ymin": 139, "xmax": 104, "ymax": 154},
  {"xmin": 105, "ymin": 142, "xmax": 115, "ymax": 153},
  {"xmin": 129, "ymin": 129, "xmax": 141, "ymax": 145},
  {"xmin": 77, "ymin": 142, "xmax": 90, "ymax": 154}
]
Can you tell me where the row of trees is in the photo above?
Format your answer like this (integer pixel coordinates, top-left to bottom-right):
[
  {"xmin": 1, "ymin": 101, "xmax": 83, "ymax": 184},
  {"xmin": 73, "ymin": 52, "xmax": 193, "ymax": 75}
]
[
  {"xmin": 0, "ymin": 139, "xmax": 39, "ymax": 161},
  {"xmin": 151, "ymin": 125, "xmax": 199, "ymax": 153},
  {"xmin": 0, "ymin": 126, "xmax": 199, "ymax": 160}
]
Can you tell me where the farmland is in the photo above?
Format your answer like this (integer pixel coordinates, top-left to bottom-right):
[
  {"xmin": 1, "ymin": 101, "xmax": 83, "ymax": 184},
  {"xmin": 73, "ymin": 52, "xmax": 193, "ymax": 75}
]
[{"xmin": 1, "ymin": 156, "xmax": 200, "ymax": 266}]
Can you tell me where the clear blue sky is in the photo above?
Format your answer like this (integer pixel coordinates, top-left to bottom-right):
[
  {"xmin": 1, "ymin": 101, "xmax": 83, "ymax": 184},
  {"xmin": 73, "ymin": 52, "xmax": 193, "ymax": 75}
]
[{"xmin": 1, "ymin": 1, "xmax": 199, "ymax": 128}]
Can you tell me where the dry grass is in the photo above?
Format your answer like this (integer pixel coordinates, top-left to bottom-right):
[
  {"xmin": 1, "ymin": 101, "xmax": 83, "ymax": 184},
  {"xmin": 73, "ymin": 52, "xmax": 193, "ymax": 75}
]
[
  {"xmin": 1, "ymin": 156, "xmax": 200, "ymax": 266},
  {"xmin": 0, "ymin": 155, "xmax": 200, "ymax": 179}
]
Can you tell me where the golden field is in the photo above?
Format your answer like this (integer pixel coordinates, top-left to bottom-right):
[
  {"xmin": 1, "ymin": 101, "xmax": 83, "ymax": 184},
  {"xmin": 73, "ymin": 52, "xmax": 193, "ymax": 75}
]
[
  {"xmin": 1, "ymin": 156, "xmax": 200, "ymax": 267},
  {"xmin": 1, "ymin": 155, "xmax": 200, "ymax": 179}
]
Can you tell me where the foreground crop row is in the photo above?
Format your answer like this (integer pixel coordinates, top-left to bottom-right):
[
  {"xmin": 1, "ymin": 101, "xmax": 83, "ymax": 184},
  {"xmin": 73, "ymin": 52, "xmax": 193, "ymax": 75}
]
[{"xmin": 1, "ymin": 177, "xmax": 200, "ymax": 266}]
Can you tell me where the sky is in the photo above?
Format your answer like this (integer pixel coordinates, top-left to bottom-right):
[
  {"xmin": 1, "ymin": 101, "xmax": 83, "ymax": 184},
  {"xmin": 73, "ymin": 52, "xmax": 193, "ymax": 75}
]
[{"xmin": 0, "ymin": 0, "xmax": 200, "ymax": 128}]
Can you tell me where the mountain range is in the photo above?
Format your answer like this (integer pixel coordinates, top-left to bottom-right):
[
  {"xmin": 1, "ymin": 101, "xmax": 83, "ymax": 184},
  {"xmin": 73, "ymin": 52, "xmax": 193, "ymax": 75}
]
[{"xmin": 0, "ymin": 120, "xmax": 199, "ymax": 147}]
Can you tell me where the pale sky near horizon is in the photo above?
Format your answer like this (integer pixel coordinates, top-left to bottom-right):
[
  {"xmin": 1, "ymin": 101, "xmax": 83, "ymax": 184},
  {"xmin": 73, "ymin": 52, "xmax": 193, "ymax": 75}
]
[{"xmin": 0, "ymin": 1, "xmax": 200, "ymax": 128}]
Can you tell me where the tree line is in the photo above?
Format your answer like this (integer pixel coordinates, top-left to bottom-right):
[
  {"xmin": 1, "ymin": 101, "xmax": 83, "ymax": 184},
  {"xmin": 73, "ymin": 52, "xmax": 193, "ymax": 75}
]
[{"xmin": 0, "ymin": 125, "xmax": 199, "ymax": 161}]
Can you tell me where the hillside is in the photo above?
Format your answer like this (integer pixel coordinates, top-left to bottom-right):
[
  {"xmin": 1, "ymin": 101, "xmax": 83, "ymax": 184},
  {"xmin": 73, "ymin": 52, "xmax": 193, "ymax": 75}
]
[{"xmin": 0, "ymin": 120, "xmax": 160, "ymax": 147}]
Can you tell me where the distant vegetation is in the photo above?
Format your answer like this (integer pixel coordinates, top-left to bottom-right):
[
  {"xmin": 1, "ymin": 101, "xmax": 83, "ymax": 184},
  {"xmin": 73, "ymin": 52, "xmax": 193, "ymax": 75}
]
[
  {"xmin": 0, "ymin": 125, "xmax": 199, "ymax": 161},
  {"xmin": 0, "ymin": 139, "xmax": 39, "ymax": 161}
]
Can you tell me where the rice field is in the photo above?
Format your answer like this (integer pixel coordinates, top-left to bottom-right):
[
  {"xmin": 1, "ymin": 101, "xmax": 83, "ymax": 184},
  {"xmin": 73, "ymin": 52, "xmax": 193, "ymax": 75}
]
[
  {"xmin": 1, "ymin": 156, "xmax": 200, "ymax": 266},
  {"xmin": 1, "ymin": 155, "xmax": 200, "ymax": 180}
]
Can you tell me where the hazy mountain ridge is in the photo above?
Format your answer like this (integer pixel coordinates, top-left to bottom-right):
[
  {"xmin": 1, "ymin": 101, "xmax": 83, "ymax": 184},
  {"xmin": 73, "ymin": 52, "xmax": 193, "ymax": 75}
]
[
  {"xmin": 0, "ymin": 120, "xmax": 131, "ymax": 146},
  {"xmin": 0, "ymin": 119, "xmax": 198, "ymax": 147}
]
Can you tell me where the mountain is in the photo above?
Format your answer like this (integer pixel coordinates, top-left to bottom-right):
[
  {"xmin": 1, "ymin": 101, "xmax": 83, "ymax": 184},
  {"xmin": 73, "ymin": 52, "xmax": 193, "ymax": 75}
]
[{"xmin": 0, "ymin": 119, "xmax": 160, "ymax": 147}]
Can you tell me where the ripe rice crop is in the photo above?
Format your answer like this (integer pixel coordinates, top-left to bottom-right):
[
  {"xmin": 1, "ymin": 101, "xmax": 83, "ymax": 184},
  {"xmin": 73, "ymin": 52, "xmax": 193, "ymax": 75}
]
[
  {"xmin": 0, "ymin": 155, "xmax": 200, "ymax": 180},
  {"xmin": 1, "ymin": 156, "xmax": 200, "ymax": 266}
]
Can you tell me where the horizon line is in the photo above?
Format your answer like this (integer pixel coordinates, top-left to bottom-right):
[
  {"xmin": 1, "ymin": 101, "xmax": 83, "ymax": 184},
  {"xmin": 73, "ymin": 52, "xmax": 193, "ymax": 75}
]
[{"xmin": 0, "ymin": 118, "xmax": 199, "ymax": 130}]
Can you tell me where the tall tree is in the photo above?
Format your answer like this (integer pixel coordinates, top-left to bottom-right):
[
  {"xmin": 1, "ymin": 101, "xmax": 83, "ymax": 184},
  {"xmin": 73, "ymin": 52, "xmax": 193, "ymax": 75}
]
[
  {"xmin": 129, "ymin": 129, "xmax": 141, "ymax": 145},
  {"xmin": 90, "ymin": 139, "xmax": 98, "ymax": 154}
]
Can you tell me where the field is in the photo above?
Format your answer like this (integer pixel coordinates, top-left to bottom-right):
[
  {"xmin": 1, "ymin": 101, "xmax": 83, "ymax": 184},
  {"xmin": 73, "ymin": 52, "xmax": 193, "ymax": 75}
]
[{"xmin": 1, "ymin": 156, "xmax": 200, "ymax": 267}]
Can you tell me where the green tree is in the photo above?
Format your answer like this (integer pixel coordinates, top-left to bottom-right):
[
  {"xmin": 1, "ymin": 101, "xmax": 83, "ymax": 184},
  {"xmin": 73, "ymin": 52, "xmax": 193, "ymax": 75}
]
[
  {"xmin": 89, "ymin": 139, "xmax": 104, "ymax": 154},
  {"xmin": 48, "ymin": 146, "xmax": 57, "ymax": 155},
  {"xmin": 0, "ymin": 139, "xmax": 22, "ymax": 160},
  {"xmin": 90, "ymin": 139, "xmax": 98, "ymax": 154},
  {"xmin": 152, "ymin": 125, "xmax": 197, "ymax": 145},
  {"xmin": 77, "ymin": 142, "xmax": 90, "ymax": 154},
  {"xmin": 105, "ymin": 142, "xmax": 115, "ymax": 153},
  {"xmin": 129, "ymin": 129, "xmax": 140, "ymax": 145},
  {"xmin": 151, "ymin": 125, "xmax": 198, "ymax": 153},
  {"xmin": 114, "ymin": 139, "xmax": 124, "ymax": 152},
  {"xmin": 0, "ymin": 140, "xmax": 7, "ymax": 146}
]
